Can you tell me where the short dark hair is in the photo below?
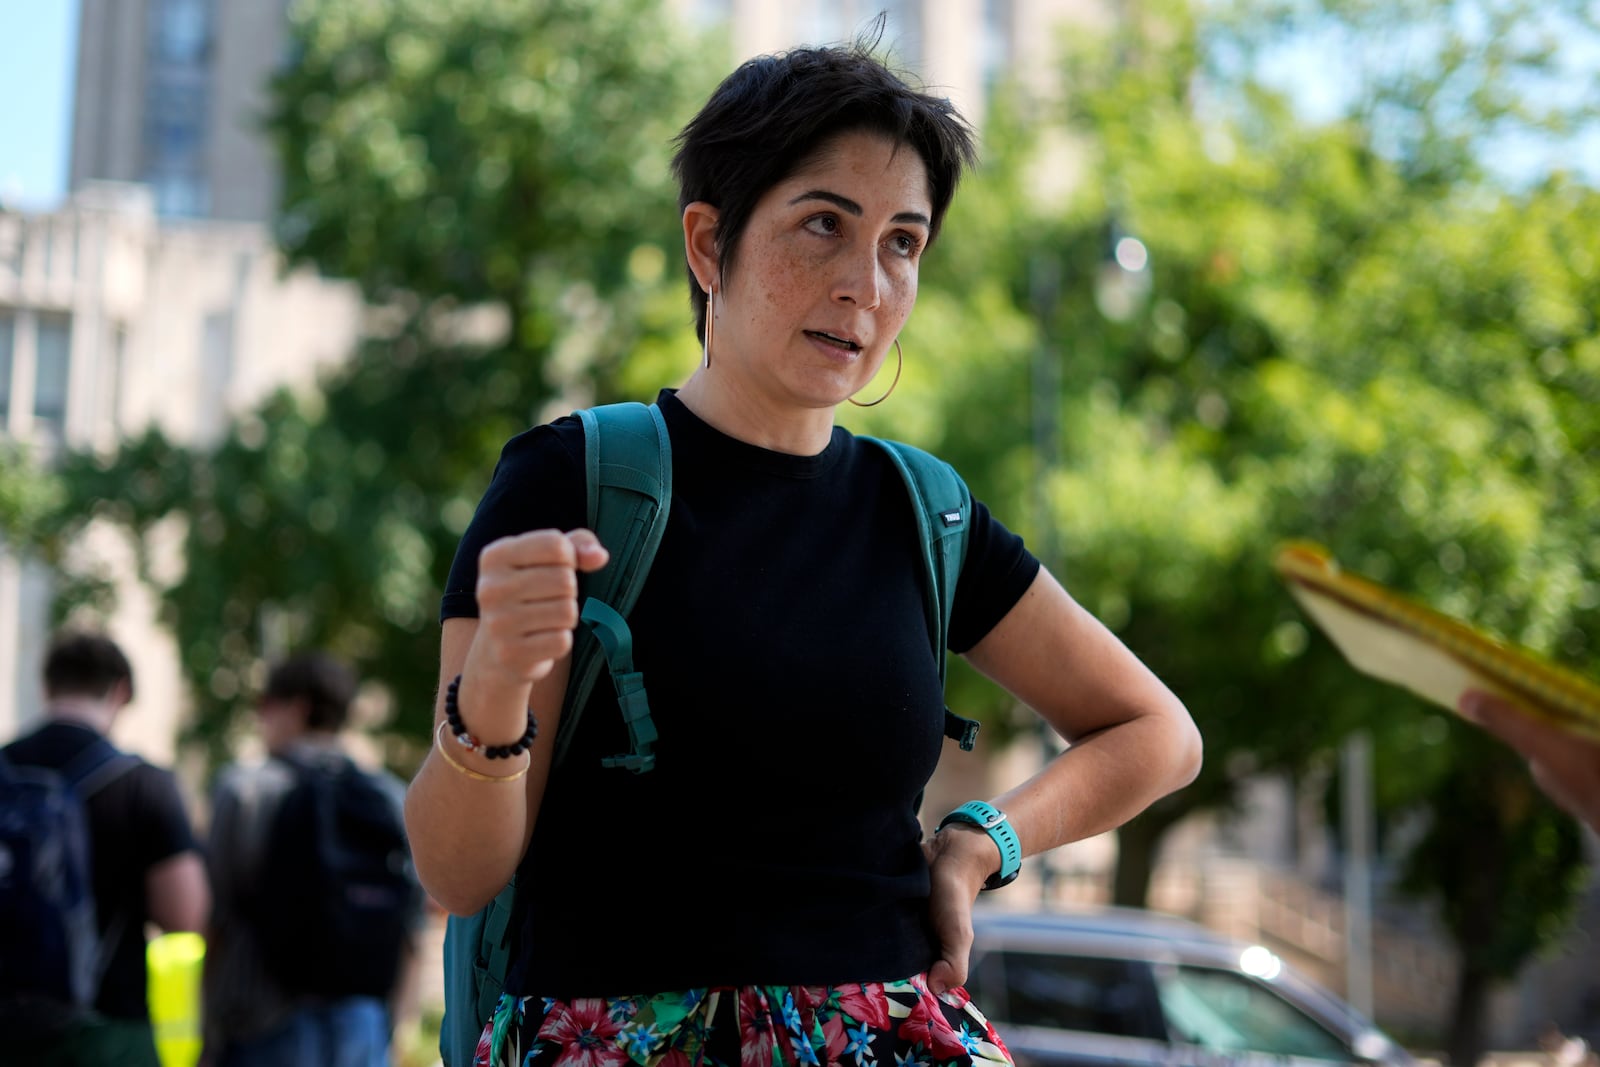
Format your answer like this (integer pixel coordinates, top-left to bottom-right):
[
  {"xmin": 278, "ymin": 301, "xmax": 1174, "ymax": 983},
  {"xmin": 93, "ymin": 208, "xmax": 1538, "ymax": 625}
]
[
  {"xmin": 262, "ymin": 652, "xmax": 357, "ymax": 732},
  {"xmin": 43, "ymin": 631, "xmax": 135, "ymax": 702},
  {"xmin": 671, "ymin": 35, "xmax": 977, "ymax": 341}
]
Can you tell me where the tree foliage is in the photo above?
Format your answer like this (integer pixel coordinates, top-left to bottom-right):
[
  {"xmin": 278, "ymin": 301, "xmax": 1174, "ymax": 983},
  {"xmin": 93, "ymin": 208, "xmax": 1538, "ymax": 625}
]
[
  {"xmin": 863, "ymin": 0, "xmax": 1597, "ymax": 1054},
  {"xmin": 270, "ymin": 0, "xmax": 703, "ymax": 333}
]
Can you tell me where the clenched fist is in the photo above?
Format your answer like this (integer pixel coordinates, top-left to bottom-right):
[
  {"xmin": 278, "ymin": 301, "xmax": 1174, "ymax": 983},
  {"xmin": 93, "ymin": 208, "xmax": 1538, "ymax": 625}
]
[{"xmin": 472, "ymin": 528, "xmax": 610, "ymax": 686}]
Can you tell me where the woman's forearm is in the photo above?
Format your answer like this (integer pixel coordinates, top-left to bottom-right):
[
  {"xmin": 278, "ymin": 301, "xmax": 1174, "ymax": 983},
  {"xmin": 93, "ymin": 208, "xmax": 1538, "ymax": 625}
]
[
  {"xmin": 407, "ymin": 532, "xmax": 606, "ymax": 913},
  {"xmin": 959, "ymin": 568, "xmax": 1203, "ymax": 862},
  {"xmin": 404, "ymin": 623, "xmax": 570, "ymax": 915},
  {"xmin": 997, "ymin": 703, "xmax": 1202, "ymax": 858}
]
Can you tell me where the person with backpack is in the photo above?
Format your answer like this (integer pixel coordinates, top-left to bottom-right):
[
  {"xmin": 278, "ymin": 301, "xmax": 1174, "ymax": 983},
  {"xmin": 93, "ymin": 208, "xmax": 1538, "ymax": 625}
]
[
  {"xmin": 1, "ymin": 630, "xmax": 210, "ymax": 1066},
  {"xmin": 201, "ymin": 652, "xmax": 423, "ymax": 1067},
  {"xmin": 408, "ymin": 35, "xmax": 1205, "ymax": 1067}
]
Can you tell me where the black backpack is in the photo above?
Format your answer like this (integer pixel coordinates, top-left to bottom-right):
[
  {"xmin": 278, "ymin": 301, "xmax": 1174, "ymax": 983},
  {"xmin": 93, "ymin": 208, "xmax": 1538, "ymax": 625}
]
[
  {"xmin": 0, "ymin": 739, "xmax": 136, "ymax": 1007},
  {"xmin": 251, "ymin": 752, "xmax": 419, "ymax": 999}
]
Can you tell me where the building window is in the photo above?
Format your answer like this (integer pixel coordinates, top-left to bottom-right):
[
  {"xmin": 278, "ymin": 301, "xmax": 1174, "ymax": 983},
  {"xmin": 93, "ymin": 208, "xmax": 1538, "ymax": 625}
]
[
  {"xmin": 142, "ymin": 0, "xmax": 213, "ymax": 218},
  {"xmin": 33, "ymin": 314, "xmax": 72, "ymax": 440},
  {"xmin": 153, "ymin": 174, "xmax": 209, "ymax": 217},
  {"xmin": 110, "ymin": 326, "xmax": 127, "ymax": 435},
  {"xmin": 882, "ymin": 0, "xmax": 922, "ymax": 72},
  {"xmin": 156, "ymin": 0, "xmax": 211, "ymax": 64},
  {"xmin": 795, "ymin": 0, "xmax": 849, "ymax": 46},
  {"xmin": 197, "ymin": 310, "xmax": 234, "ymax": 443},
  {"xmin": 0, "ymin": 312, "xmax": 14, "ymax": 432},
  {"xmin": 981, "ymin": 0, "xmax": 1013, "ymax": 93},
  {"xmin": 0, "ymin": 227, "xmax": 20, "ymax": 279}
]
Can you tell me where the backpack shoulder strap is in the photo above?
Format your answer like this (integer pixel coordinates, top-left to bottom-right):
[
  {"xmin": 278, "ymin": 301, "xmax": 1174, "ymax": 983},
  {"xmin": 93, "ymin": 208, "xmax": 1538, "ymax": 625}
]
[
  {"xmin": 60, "ymin": 737, "xmax": 139, "ymax": 801},
  {"xmin": 442, "ymin": 401, "xmax": 675, "ymax": 1066},
  {"xmin": 860, "ymin": 437, "xmax": 980, "ymax": 751},
  {"xmin": 553, "ymin": 401, "xmax": 672, "ymax": 773}
]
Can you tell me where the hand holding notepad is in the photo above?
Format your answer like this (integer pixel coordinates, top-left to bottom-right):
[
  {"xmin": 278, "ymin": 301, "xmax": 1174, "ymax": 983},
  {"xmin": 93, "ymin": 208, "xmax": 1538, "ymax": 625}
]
[
  {"xmin": 1457, "ymin": 690, "xmax": 1600, "ymax": 832},
  {"xmin": 1274, "ymin": 541, "xmax": 1600, "ymax": 740},
  {"xmin": 1274, "ymin": 541, "xmax": 1600, "ymax": 831}
]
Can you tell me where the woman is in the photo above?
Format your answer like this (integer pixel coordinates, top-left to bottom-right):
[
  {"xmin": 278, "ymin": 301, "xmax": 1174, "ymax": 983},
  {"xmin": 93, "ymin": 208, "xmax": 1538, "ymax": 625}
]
[{"xmin": 405, "ymin": 41, "xmax": 1203, "ymax": 1067}]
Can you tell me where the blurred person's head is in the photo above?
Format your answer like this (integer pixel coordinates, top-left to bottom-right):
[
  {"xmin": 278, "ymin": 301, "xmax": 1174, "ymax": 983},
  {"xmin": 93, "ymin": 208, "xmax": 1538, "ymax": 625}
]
[
  {"xmin": 43, "ymin": 631, "xmax": 135, "ymax": 723},
  {"xmin": 256, "ymin": 652, "xmax": 357, "ymax": 751},
  {"xmin": 671, "ymin": 34, "xmax": 976, "ymax": 343}
]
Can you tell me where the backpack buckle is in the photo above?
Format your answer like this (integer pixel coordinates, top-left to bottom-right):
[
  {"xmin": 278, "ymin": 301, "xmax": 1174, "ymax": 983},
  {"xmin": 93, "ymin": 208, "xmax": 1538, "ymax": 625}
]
[
  {"xmin": 600, "ymin": 752, "xmax": 656, "ymax": 774},
  {"xmin": 944, "ymin": 708, "xmax": 980, "ymax": 752}
]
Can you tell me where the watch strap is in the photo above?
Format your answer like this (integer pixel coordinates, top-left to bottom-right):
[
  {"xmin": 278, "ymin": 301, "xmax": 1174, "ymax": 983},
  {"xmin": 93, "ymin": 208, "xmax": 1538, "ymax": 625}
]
[{"xmin": 938, "ymin": 800, "xmax": 1022, "ymax": 890}]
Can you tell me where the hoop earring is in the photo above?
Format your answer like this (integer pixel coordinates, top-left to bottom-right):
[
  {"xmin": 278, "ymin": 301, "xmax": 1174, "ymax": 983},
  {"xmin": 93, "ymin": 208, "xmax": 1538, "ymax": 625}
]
[
  {"xmin": 702, "ymin": 288, "xmax": 715, "ymax": 370},
  {"xmin": 848, "ymin": 339, "xmax": 903, "ymax": 407}
]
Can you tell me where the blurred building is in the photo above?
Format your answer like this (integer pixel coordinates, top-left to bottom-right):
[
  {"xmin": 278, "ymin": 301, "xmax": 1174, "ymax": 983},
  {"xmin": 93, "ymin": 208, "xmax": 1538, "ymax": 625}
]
[
  {"xmin": 0, "ymin": 182, "xmax": 361, "ymax": 763},
  {"xmin": 68, "ymin": 0, "xmax": 1102, "ymax": 225},
  {"xmin": 70, "ymin": 0, "xmax": 292, "ymax": 222},
  {"xmin": 674, "ymin": 0, "xmax": 1107, "ymax": 123}
]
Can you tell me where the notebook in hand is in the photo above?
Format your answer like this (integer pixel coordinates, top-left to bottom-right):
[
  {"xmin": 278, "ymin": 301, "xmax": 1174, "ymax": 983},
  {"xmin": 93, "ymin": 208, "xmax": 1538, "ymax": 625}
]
[{"xmin": 1273, "ymin": 541, "xmax": 1600, "ymax": 742}]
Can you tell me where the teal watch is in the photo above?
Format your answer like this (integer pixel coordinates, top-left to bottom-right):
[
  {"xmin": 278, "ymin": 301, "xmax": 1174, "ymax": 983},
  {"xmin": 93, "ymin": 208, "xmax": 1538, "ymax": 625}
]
[{"xmin": 938, "ymin": 800, "xmax": 1022, "ymax": 890}]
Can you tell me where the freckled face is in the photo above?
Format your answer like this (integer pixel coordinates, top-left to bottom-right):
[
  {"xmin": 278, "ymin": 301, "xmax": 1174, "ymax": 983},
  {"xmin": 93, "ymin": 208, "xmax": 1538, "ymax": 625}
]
[{"xmin": 714, "ymin": 130, "xmax": 933, "ymax": 409}]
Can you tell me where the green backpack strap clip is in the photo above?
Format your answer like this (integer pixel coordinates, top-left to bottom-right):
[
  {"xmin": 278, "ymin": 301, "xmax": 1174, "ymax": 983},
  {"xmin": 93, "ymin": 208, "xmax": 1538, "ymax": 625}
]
[
  {"xmin": 860, "ymin": 437, "xmax": 979, "ymax": 751},
  {"xmin": 582, "ymin": 599, "xmax": 658, "ymax": 773},
  {"xmin": 553, "ymin": 402, "xmax": 672, "ymax": 772}
]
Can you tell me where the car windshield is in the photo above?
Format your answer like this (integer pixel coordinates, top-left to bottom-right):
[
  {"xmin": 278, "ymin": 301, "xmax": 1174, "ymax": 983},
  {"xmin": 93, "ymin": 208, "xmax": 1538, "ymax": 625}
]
[{"xmin": 1156, "ymin": 964, "xmax": 1354, "ymax": 1061}]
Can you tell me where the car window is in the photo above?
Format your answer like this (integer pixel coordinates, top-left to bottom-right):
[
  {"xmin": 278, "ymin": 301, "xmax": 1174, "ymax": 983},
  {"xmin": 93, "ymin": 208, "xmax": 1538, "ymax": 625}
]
[
  {"xmin": 1156, "ymin": 964, "xmax": 1354, "ymax": 1061},
  {"xmin": 976, "ymin": 950, "xmax": 1165, "ymax": 1040}
]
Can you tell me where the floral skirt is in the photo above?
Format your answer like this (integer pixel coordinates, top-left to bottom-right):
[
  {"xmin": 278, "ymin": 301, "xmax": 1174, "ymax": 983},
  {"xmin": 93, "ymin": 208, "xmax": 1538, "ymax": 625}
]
[{"xmin": 472, "ymin": 976, "xmax": 1013, "ymax": 1067}]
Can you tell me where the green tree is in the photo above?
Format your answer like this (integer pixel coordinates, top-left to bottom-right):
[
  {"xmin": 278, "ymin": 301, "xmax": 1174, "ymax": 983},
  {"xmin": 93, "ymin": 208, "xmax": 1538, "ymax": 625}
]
[
  {"xmin": 270, "ymin": 0, "xmax": 705, "ymax": 343},
  {"xmin": 874, "ymin": 1, "xmax": 1598, "ymax": 1056}
]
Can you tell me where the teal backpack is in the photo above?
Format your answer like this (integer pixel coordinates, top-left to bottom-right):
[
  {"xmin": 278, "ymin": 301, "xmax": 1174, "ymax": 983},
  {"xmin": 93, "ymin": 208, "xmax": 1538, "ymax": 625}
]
[{"xmin": 439, "ymin": 401, "xmax": 979, "ymax": 1065}]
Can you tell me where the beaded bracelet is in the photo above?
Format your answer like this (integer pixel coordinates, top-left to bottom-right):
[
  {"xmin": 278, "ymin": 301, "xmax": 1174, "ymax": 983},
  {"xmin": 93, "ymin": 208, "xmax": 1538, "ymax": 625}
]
[{"xmin": 444, "ymin": 674, "xmax": 538, "ymax": 758}]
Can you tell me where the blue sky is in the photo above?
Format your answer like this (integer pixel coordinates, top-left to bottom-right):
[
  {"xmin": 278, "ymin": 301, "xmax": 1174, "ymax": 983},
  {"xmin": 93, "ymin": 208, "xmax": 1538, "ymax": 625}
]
[{"xmin": 0, "ymin": 1, "xmax": 79, "ymax": 210}]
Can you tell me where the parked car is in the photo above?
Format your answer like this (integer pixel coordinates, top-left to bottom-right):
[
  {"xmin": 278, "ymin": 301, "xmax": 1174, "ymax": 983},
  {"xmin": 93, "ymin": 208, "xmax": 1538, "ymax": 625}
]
[{"xmin": 965, "ymin": 906, "xmax": 1416, "ymax": 1067}]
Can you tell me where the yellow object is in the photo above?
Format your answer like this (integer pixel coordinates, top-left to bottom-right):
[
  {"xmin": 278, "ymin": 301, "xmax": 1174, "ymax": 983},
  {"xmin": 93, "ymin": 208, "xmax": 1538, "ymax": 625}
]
[
  {"xmin": 147, "ymin": 932, "xmax": 206, "ymax": 1067},
  {"xmin": 1274, "ymin": 541, "xmax": 1600, "ymax": 741}
]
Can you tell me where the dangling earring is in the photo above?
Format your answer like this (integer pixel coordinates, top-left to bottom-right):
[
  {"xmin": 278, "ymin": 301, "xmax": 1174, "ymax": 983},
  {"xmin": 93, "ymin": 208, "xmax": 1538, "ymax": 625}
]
[
  {"xmin": 848, "ymin": 339, "xmax": 903, "ymax": 407},
  {"xmin": 702, "ymin": 287, "xmax": 715, "ymax": 370}
]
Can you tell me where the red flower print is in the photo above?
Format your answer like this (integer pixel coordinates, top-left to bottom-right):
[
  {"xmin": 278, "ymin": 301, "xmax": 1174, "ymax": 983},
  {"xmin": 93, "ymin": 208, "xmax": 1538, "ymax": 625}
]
[
  {"xmin": 796, "ymin": 986, "xmax": 831, "ymax": 1015},
  {"xmin": 822, "ymin": 1014, "xmax": 851, "ymax": 1066},
  {"xmin": 740, "ymin": 989, "xmax": 781, "ymax": 1067},
  {"xmin": 541, "ymin": 998, "xmax": 630, "ymax": 1067},
  {"xmin": 473, "ymin": 1021, "xmax": 495, "ymax": 1067},
  {"xmin": 835, "ymin": 983, "xmax": 891, "ymax": 1031},
  {"xmin": 895, "ymin": 996, "xmax": 969, "ymax": 1061}
]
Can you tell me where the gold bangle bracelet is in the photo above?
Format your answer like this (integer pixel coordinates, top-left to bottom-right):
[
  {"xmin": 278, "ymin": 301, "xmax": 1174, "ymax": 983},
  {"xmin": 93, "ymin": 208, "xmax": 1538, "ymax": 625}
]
[{"xmin": 434, "ymin": 721, "xmax": 530, "ymax": 783}]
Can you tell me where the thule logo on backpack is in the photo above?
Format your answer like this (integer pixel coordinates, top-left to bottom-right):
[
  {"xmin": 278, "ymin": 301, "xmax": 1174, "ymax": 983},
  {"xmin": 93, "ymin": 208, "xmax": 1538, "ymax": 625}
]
[{"xmin": 940, "ymin": 510, "xmax": 963, "ymax": 527}]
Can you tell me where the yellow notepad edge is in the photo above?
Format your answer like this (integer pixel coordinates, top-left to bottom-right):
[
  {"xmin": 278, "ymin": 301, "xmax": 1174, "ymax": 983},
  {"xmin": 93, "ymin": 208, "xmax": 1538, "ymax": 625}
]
[{"xmin": 1273, "ymin": 541, "xmax": 1600, "ymax": 741}]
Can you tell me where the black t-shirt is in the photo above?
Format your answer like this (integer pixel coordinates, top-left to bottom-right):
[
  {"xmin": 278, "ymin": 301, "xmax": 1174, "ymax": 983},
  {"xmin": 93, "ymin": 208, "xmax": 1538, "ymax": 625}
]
[
  {"xmin": 441, "ymin": 390, "xmax": 1040, "ymax": 996},
  {"xmin": 3, "ymin": 719, "xmax": 200, "ymax": 1020}
]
